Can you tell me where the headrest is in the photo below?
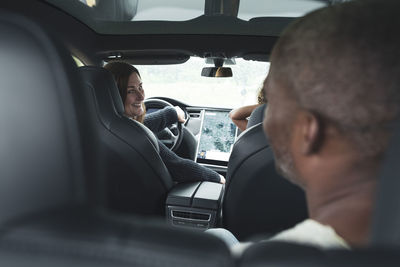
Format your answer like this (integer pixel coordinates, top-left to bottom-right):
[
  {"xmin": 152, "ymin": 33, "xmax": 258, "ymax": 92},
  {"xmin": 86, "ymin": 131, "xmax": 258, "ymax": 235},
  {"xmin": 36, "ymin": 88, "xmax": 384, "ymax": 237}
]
[
  {"xmin": 79, "ymin": 66, "xmax": 125, "ymax": 129},
  {"xmin": 247, "ymin": 104, "xmax": 267, "ymax": 129},
  {"xmin": 0, "ymin": 13, "xmax": 98, "ymax": 223},
  {"xmin": 79, "ymin": 66, "xmax": 160, "ymax": 151}
]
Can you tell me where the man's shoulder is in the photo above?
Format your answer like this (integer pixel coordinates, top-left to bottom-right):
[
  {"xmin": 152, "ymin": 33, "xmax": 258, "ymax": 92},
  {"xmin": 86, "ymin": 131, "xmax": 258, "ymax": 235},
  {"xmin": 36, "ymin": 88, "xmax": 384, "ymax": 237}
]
[{"xmin": 268, "ymin": 219, "xmax": 350, "ymax": 250}]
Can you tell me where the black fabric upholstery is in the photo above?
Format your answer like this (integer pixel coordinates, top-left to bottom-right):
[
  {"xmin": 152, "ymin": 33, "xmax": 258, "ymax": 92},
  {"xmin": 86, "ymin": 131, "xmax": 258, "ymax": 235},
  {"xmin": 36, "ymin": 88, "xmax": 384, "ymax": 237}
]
[
  {"xmin": 223, "ymin": 122, "xmax": 307, "ymax": 240},
  {"xmin": 0, "ymin": 11, "xmax": 233, "ymax": 267},
  {"xmin": 80, "ymin": 66, "xmax": 174, "ymax": 216},
  {"xmin": 240, "ymin": 241, "xmax": 400, "ymax": 267}
]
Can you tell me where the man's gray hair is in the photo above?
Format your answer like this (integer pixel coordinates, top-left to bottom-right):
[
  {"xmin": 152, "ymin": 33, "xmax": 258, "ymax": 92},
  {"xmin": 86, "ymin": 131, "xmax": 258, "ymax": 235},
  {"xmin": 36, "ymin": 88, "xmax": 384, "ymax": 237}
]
[{"xmin": 271, "ymin": 0, "xmax": 400, "ymax": 158}]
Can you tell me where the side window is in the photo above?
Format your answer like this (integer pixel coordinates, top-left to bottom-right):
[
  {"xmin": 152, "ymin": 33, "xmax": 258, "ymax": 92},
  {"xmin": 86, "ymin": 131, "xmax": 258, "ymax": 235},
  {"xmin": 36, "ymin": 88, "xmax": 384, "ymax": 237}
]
[{"xmin": 72, "ymin": 55, "xmax": 84, "ymax": 67}]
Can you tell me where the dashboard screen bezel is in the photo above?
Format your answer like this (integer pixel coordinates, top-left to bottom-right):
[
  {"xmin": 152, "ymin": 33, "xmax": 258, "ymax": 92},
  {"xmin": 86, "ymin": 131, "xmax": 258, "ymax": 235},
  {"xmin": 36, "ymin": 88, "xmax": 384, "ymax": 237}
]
[{"xmin": 195, "ymin": 108, "xmax": 238, "ymax": 166}]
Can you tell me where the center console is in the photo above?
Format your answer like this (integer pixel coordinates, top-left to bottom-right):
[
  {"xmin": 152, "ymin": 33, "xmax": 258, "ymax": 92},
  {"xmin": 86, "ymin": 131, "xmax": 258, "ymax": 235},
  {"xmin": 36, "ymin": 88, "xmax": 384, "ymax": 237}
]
[
  {"xmin": 165, "ymin": 108, "xmax": 234, "ymax": 230},
  {"xmin": 166, "ymin": 181, "xmax": 224, "ymax": 230}
]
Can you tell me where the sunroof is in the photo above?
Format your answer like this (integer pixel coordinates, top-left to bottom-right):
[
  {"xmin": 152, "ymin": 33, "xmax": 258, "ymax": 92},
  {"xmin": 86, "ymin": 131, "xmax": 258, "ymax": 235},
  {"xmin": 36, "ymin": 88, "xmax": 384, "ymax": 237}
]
[
  {"xmin": 46, "ymin": 0, "xmax": 330, "ymax": 35},
  {"xmin": 238, "ymin": 0, "xmax": 326, "ymax": 21},
  {"xmin": 59, "ymin": 0, "xmax": 327, "ymax": 22},
  {"xmin": 132, "ymin": 0, "xmax": 205, "ymax": 22}
]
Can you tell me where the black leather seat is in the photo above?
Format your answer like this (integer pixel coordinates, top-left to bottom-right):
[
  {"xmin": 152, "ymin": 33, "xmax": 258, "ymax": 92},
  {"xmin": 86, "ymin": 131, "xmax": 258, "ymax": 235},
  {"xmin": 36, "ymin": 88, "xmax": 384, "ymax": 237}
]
[
  {"xmin": 80, "ymin": 66, "xmax": 174, "ymax": 216},
  {"xmin": 0, "ymin": 12, "xmax": 233, "ymax": 266},
  {"xmin": 223, "ymin": 106, "xmax": 308, "ymax": 241}
]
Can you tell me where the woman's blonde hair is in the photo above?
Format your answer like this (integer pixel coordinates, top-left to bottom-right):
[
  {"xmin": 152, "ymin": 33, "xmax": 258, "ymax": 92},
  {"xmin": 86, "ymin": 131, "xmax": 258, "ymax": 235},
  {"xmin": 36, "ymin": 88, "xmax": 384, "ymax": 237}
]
[{"xmin": 257, "ymin": 85, "xmax": 267, "ymax": 105}]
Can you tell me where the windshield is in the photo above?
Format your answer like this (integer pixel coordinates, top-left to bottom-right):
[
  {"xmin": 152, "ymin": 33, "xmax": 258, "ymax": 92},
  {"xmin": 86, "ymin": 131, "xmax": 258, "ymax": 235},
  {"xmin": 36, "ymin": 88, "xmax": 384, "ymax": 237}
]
[{"xmin": 136, "ymin": 57, "xmax": 269, "ymax": 109}]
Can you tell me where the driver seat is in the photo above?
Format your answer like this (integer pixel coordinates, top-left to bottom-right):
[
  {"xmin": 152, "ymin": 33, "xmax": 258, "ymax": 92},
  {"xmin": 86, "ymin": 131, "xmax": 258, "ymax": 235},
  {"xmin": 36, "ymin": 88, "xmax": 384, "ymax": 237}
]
[{"xmin": 79, "ymin": 66, "xmax": 174, "ymax": 217}]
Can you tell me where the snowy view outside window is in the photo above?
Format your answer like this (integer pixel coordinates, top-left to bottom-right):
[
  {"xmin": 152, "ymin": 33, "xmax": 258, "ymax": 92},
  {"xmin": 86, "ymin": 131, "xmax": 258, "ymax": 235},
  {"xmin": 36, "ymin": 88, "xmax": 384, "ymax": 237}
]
[{"xmin": 136, "ymin": 57, "xmax": 269, "ymax": 109}]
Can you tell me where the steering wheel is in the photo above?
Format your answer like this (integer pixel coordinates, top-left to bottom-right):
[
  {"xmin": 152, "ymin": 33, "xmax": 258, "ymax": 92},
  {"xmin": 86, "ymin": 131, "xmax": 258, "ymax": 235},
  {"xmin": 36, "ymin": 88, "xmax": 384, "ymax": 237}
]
[{"xmin": 144, "ymin": 98, "xmax": 185, "ymax": 151}]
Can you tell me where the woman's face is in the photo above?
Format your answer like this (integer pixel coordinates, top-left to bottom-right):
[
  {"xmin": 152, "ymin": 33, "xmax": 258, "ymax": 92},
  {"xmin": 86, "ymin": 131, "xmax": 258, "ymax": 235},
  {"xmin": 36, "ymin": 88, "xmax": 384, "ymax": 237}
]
[{"xmin": 124, "ymin": 72, "xmax": 145, "ymax": 118}]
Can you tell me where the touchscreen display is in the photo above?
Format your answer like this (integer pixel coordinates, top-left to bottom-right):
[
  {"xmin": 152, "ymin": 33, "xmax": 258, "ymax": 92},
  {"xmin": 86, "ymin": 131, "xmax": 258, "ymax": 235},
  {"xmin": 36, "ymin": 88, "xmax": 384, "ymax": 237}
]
[{"xmin": 196, "ymin": 110, "xmax": 238, "ymax": 163}]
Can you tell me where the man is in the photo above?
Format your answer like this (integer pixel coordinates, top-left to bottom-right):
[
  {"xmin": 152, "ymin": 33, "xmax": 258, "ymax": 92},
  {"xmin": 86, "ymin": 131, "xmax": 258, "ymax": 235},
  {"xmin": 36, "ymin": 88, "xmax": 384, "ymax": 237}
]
[
  {"xmin": 263, "ymin": 0, "xmax": 400, "ymax": 248},
  {"xmin": 209, "ymin": 0, "xmax": 400, "ymax": 250}
]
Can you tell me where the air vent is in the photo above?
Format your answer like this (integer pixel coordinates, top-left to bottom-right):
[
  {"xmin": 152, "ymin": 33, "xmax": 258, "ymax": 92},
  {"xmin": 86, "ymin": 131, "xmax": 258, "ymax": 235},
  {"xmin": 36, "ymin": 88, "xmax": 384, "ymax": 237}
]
[
  {"xmin": 172, "ymin": 210, "xmax": 210, "ymax": 221},
  {"xmin": 189, "ymin": 112, "xmax": 200, "ymax": 118},
  {"xmin": 188, "ymin": 111, "xmax": 201, "ymax": 118}
]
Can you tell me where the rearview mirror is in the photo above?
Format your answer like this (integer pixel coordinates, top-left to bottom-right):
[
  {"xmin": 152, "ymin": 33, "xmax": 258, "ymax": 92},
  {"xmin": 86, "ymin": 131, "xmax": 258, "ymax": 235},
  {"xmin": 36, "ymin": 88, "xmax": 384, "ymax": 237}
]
[{"xmin": 201, "ymin": 67, "xmax": 232, "ymax": 77}]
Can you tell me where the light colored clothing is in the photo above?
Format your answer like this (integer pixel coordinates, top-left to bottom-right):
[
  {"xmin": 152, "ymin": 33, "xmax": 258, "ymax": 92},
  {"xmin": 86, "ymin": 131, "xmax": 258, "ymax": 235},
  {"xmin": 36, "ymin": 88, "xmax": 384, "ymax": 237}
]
[
  {"xmin": 208, "ymin": 219, "xmax": 350, "ymax": 256},
  {"xmin": 269, "ymin": 219, "xmax": 350, "ymax": 249}
]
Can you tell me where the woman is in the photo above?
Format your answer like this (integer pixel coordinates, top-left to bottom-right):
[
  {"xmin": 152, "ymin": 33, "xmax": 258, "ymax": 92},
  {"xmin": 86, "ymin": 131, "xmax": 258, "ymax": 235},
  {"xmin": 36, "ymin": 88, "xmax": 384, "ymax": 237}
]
[
  {"xmin": 104, "ymin": 61, "xmax": 225, "ymax": 184},
  {"xmin": 229, "ymin": 86, "xmax": 267, "ymax": 131}
]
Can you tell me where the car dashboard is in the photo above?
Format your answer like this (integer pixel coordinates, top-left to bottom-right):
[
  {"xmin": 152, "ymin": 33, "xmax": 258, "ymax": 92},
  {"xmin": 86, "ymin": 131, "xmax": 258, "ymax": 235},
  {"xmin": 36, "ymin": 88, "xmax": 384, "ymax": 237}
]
[
  {"xmin": 146, "ymin": 98, "xmax": 238, "ymax": 172},
  {"xmin": 186, "ymin": 108, "xmax": 238, "ymax": 167}
]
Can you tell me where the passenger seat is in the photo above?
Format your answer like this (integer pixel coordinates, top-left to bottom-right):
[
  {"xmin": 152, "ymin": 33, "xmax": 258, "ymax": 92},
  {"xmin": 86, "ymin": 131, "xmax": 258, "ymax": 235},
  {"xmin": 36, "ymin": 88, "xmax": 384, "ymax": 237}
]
[{"xmin": 223, "ymin": 104, "xmax": 308, "ymax": 240}]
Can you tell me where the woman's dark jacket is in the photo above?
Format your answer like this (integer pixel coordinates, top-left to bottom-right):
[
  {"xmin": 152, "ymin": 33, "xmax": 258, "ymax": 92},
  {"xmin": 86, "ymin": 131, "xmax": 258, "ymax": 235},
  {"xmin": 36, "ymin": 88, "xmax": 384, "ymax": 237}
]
[{"xmin": 144, "ymin": 107, "xmax": 220, "ymax": 183}]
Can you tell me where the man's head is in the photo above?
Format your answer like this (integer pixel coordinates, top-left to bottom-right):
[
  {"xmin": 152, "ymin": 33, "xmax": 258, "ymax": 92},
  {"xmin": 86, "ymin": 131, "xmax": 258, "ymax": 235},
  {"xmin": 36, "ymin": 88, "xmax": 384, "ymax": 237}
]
[{"xmin": 263, "ymin": 0, "xmax": 400, "ymax": 188}]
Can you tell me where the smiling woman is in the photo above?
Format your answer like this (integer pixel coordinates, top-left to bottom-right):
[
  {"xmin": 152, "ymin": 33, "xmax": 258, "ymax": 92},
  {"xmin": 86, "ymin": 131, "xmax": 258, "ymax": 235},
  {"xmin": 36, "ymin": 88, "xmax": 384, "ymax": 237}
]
[
  {"xmin": 125, "ymin": 71, "xmax": 145, "ymax": 119},
  {"xmin": 104, "ymin": 63, "xmax": 146, "ymax": 121},
  {"xmin": 104, "ymin": 61, "xmax": 225, "ymax": 184}
]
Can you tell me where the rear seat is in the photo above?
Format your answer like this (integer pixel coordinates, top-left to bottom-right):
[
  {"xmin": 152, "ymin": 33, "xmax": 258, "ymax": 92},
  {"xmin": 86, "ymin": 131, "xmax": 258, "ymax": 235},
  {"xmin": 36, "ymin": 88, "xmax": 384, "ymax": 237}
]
[{"xmin": 0, "ymin": 11, "xmax": 233, "ymax": 267}]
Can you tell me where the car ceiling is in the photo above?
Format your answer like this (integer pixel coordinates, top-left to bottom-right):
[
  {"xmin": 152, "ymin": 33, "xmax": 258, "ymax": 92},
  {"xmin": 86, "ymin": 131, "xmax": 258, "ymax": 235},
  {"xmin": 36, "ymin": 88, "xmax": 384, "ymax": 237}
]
[{"xmin": 0, "ymin": 0, "xmax": 347, "ymax": 66}]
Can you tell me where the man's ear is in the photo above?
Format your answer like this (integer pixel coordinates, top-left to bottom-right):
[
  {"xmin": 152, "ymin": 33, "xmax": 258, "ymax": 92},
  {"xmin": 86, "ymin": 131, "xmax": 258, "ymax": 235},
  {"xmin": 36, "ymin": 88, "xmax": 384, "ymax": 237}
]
[{"xmin": 296, "ymin": 110, "xmax": 323, "ymax": 155}]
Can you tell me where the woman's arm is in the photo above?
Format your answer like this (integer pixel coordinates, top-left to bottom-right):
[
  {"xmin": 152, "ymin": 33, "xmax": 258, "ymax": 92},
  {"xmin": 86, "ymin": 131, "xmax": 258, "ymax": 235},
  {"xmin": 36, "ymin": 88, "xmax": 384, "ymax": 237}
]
[
  {"xmin": 229, "ymin": 104, "xmax": 261, "ymax": 131},
  {"xmin": 144, "ymin": 106, "xmax": 178, "ymax": 133},
  {"xmin": 158, "ymin": 141, "xmax": 224, "ymax": 184},
  {"xmin": 144, "ymin": 106, "xmax": 185, "ymax": 133}
]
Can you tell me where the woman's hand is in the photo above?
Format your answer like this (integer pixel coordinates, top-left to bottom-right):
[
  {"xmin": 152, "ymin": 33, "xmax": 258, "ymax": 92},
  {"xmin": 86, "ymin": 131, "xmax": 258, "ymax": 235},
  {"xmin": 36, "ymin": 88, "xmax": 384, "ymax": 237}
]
[
  {"xmin": 174, "ymin": 106, "xmax": 186, "ymax": 123},
  {"xmin": 219, "ymin": 174, "xmax": 226, "ymax": 184}
]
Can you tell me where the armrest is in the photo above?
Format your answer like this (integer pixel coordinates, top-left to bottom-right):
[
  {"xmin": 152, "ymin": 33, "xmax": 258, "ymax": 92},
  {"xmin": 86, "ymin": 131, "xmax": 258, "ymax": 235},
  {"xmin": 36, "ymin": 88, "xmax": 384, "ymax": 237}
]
[
  {"xmin": 193, "ymin": 182, "xmax": 223, "ymax": 210},
  {"xmin": 166, "ymin": 182, "xmax": 201, "ymax": 207},
  {"xmin": 166, "ymin": 181, "xmax": 224, "ymax": 230}
]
